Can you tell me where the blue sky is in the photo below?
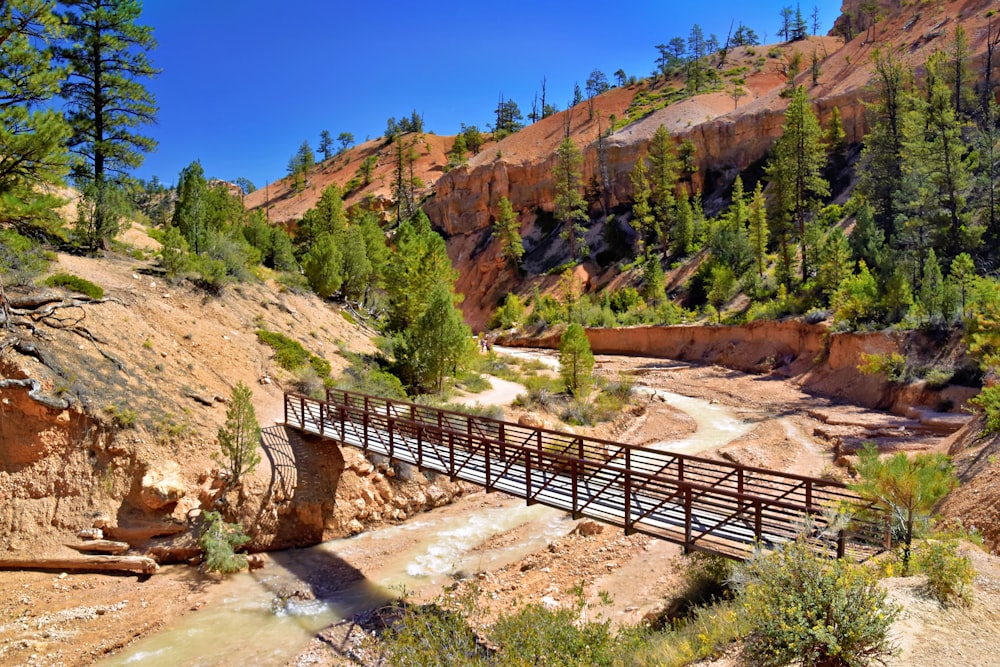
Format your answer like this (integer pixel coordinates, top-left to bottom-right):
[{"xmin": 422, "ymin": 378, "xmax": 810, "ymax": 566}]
[{"xmin": 135, "ymin": 1, "xmax": 839, "ymax": 189}]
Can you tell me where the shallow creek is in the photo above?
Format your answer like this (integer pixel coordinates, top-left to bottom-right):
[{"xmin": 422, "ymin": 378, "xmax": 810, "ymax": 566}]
[{"xmin": 100, "ymin": 355, "xmax": 749, "ymax": 666}]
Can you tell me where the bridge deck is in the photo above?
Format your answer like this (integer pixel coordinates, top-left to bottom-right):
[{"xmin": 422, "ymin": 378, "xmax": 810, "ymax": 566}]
[{"xmin": 283, "ymin": 390, "xmax": 887, "ymax": 561}]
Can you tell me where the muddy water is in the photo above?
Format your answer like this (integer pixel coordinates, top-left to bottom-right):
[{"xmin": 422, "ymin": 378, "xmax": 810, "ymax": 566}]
[
  {"xmin": 99, "ymin": 501, "xmax": 572, "ymax": 667},
  {"xmin": 100, "ymin": 352, "xmax": 748, "ymax": 666},
  {"xmin": 643, "ymin": 388, "xmax": 751, "ymax": 455}
]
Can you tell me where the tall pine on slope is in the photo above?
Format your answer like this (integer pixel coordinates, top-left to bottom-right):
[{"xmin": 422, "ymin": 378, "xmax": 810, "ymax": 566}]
[
  {"xmin": 553, "ymin": 136, "xmax": 589, "ymax": 261},
  {"xmin": 56, "ymin": 0, "xmax": 158, "ymax": 249},
  {"xmin": 765, "ymin": 85, "xmax": 829, "ymax": 284},
  {"xmin": 0, "ymin": 0, "xmax": 70, "ymax": 234}
]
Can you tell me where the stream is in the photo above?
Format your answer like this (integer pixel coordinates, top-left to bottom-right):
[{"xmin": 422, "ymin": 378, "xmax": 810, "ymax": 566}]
[{"xmin": 100, "ymin": 352, "xmax": 751, "ymax": 667}]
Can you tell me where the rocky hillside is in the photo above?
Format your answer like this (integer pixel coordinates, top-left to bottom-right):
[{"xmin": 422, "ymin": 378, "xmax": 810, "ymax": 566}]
[
  {"xmin": 0, "ymin": 222, "xmax": 473, "ymax": 565},
  {"xmin": 245, "ymin": 0, "xmax": 1000, "ymax": 330}
]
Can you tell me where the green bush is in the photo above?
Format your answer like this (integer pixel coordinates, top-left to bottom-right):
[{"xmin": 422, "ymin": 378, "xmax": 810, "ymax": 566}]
[
  {"xmin": 0, "ymin": 230, "xmax": 51, "ymax": 286},
  {"xmin": 734, "ymin": 539, "xmax": 898, "ymax": 667},
  {"xmin": 858, "ymin": 352, "xmax": 907, "ymax": 383},
  {"xmin": 914, "ymin": 540, "xmax": 974, "ymax": 606},
  {"xmin": 256, "ymin": 329, "xmax": 331, "ymax": 379},
  {"xmin": 198, "ymin": 510, "xmax": 250, "ymax": 574},
  {"xmin": 43, "ymin": 273, "xmax": 104, "ymax": 299},
  {"xmin": 971, "ymin": 385, "xmax": 1000, "ymax": 434}
]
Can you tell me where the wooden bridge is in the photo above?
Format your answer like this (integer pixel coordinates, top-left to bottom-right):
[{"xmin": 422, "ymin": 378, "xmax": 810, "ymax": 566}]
[{"xmin": 283, "ymin": 390, "xmax": 888, "ymax": 561}]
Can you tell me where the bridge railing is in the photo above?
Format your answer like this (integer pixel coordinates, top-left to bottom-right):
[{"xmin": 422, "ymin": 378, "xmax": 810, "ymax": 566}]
[{"xmin": 284, "ymin": 390, "xmax": 887, "ymax": 559}]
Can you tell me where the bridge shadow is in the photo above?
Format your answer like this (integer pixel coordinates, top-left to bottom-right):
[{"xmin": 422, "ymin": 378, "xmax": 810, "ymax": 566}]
[{"xmin": 254, "ymin": 424, "xmax": 398, "ymax": 657}]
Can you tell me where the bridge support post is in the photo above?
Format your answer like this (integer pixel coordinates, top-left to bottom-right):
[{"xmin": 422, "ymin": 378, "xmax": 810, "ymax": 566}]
[
  {"xmin": 837, "ymin": 530, "xmax": 846, "ymax": 559},
  {"xmin": 624, "ymin": 470, "xmax": 633, "ymax": 534},
  {"xmin": 683, "ymin": 485, "xmax": 692, "ymax": 554}
]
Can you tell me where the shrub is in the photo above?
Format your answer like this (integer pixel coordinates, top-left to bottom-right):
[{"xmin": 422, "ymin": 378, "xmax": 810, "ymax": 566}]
[
  {"xmin": 858, "ymin": 352, "xmax": 907, "ymax": 383},
  {"xmin": 0, "ymin": 230, "xmax": 50, "ymax": 286},
  {"xmin": 256, "ymin": 329, "xmax": 331, "ymax": 379},
  {"xmin": 914, "ymin": 540, "xmax": 974, "ymax": 606},
  {"xmin": 734, "ymin": 539, "xmax": 899, "ymax": 667},
  {"xmin": 43, "ymin": 273, "xmax": 104, "ymax": 299},
  {"xmin": 489, "ymin": 586, "xmax": 619, "ymax": 666},
  {"xmin": 970, "ymin": 385, "xmax": 1000, "ymax": 434},
  {"xmin": 198, "ymin": 510, "xmax": 250, "ymax": 574}
]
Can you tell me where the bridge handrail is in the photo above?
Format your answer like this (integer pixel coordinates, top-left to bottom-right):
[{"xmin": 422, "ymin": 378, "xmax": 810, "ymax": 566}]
[
  {"xmin": 316, "ymin": 389, "xmax": 851, "ymax": 489},
  {"xmin": 285, "ymin": 390, "xmax": 875, "ymax": 520}
]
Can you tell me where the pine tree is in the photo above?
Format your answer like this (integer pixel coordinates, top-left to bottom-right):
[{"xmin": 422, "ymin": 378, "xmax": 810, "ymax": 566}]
[
  {"xmin": 0, "ymin": 0, "xmax": 71, "ymax": 234},
  {"xmin": 339, "ymin": 225, "xmax": 372, "ymax": 303},
  {"xmin": 57, "ymin": 0, "xmax": 158, "ymax": 249},
  {"xmin": 859, "ymin": 47, "xmax": 909, "ymax": 239},
  {"xmin": 295, "ymin": 184, "xmax": 347, "ymax": 257},
  {"xmin": 848, "ymin": 202, "xmax": 885, "ymax": 273},
  {"xmin": 553, "ymin": 136, "xmax": 589, "ymax": 261},
  {"xmin": 672, "ymin": 190, "xmax": 695, "ymax": 256},
  {"xmin": 851, "ymin": 443, "xmax": 956, "ymax": 575},
  {"xmin": 303, "ymin": 232, "xmax": 343, "ymax": 298},
  {"xmin": 404, "ymin": 282, "xmax": 471, "ymax": 393},
  {"xmin": 384, "ymin": 211, "xmax": 457, "ymax": 335},
  {"xmin": 214, "ymin": 381, "xmax": 261, "ymax": 488},
  {"xmin": 918, "ymin": 247, "xmax": 945, "ymax": 324},
  {"xmin": 948, "ymin": 252, "xmax": 976, "ymax": 319},
  {"xmin": 748, "ymin": 182, "xmax": 769, "ymax": 278},
  {"xmin": 641, "ymin": 253, "xmax": 666, "ymax": 307},
  {"xmin": 648, "ymin": 125, "xmax": 679, "ymax": 255},
  {"xmin": 318, "ymin": 130, "xmax": 333, "ymax": 161},
  {"xmin": 897, "ymin": 51, "xmax": 976, "ymax": 261},
  {"xmin": 765, "ymin": 85, "xmax": 829, "ymax": 283},
  {"xmin": 172, "ymin": 161, "xmax": 208, "ymax": 254},
  {"xmin": 493, "ymin": 196, "xmax": 524, "ymax": 269},
  {"xmin": 629, "ymin": 154, "xmax": 655, "ymax": 254},
  {"xmin": 559, "ymin": 323, "xmax": 594, "ymax": 397}
]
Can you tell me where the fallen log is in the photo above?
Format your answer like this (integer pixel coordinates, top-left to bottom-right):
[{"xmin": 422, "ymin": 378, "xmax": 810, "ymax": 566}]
[
  {"xmin": 0, "ymin": 555, "xmax": 158, "ymax": 575},
  {"xmin": 64, "ymin": 540, "xmax": 131, "ymax": 555}
]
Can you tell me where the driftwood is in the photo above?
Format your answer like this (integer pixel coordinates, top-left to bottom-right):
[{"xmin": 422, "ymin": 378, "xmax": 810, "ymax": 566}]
[
  {"xmin": 0, "ymin": 555, "xmax": 158, "ymax": 575},
  {"xmin": 64, "ymin": 540, "xmax": 131, "ymax": 555}
]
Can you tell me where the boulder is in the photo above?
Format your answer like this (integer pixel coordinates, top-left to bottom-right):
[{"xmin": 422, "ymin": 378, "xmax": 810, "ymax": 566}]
[{"xmin": 140, "ymin": 460, "xmax": 186, "ymax": 510}]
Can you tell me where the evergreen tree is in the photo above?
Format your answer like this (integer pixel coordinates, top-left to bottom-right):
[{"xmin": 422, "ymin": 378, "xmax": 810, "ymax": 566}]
[
  {"xmin": 849, "ymin": 202, "xmax": 885, "ymax": 273},
  {"xmin": 493, "ymin": 196, "xmax": 524, "ymax": 269},
  {"xmin": 748, "ymin": 182, "xmax": 769, "ymax": 278},
  {"xmin": 648, "ymin": 125, "xmax": 679, "ymax": 255},
  {"xmin": 948, "ymin": 252, "xmax": 976, "ymax": 320},
  {"xmin": 816, "ymin": 227, "xmax": 852, "ymax": 303},
  {"xmin": 672, "ymin": 189, "xmax": 695, "ymax": 256},
  {"xmin": 318, "ymin": 130, "xmax": 333, "ymax": 161},
  {"xmin": 0, "ymin": 0, "xmax": 70, "ymax": 234},
  {"xmin": 629, "ymin": 154, "xmax": 655, "ymax": 254},
  {"xmin": 303, "ymin": 232, "xmax": 343, "ymax": 298},
  {"xmin": 384, "ymin": 210, "xmax": 457, "ymax": 335},
  {"xmin": 214, "ymin": 381, "xmax": 261, "ymax": 488},
  {"xmin": 403, "ymin": 282, "xmax": 472, "ymax": 393},
  {"xmin": 859, "ymin": 47, "xmax": 909, "ymax": 239},
  {"xmin": 559, "ymin": 323, "xmax": 594, "ymax": 397},
  {"xmin": 947, "ymin": 24, "xmax": 972, "ymax": 119},
  {"xmin": 337, "ymin": 131, "xmax": 354, "ymax": 153},
  {"xmin": 57, "ymin": 0, "xmax": 158, "ymax": 249},
  {"xmin": 172, "ymin": 160, "xmax": 208, "ymax": 254},
  {"xmin": 851, "ymin": 443, "xmax": 957, "ymax": 575},
  {"xmin": 295, "ymin": 183, "xmax": 347, "ymax": 257},
  {"xmin": 897, "ymin": 51, "xmax": 976, "ymax": 261},
  {"xmin": 766, "ymin": 85, "xmax": 829, "ymax": 283},
  {"xmin": 918, "ymin": 247, "xmax": 945, "ymax": 324},
  {"xmin": 339, "ymin": 224, "xmax": 372, "ymax": 303},
  {"xmin": 640, "ymin": 253, "xmax": 666, "ymax": 307},
  {"xmin": 791, "ymin": 3, "xmax": 809, "ymax": 40},
  {"xmin": 287, "ymin": 139, "xmax": 315, "ymax": 191},
  {"xmin": 553, "ymin": 136, "xmax": 589, "ymax": 261}
]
